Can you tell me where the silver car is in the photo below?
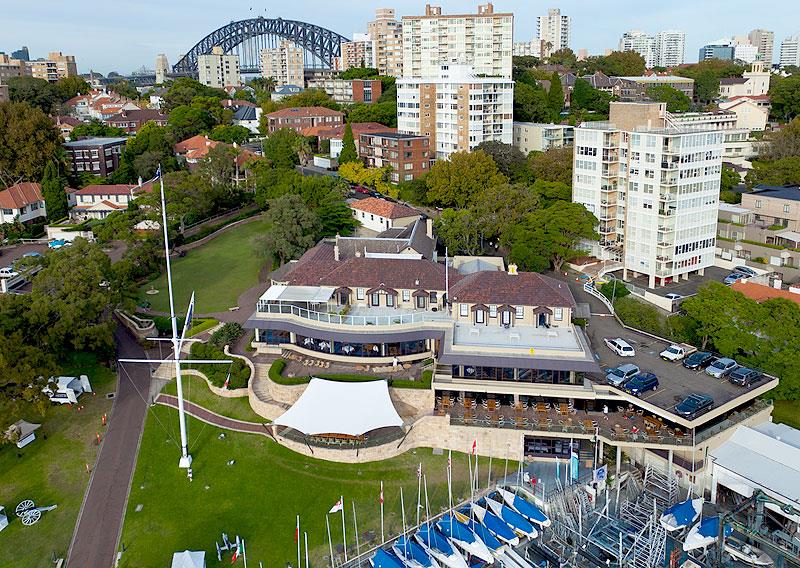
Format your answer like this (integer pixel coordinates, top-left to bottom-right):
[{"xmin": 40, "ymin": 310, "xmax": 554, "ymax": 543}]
[
  {"xmin": 606, "ymin": 363, "xmax": 640, "ymax": 387},
  {"xmin": 706, "ymin": 358, "xmax": 738, "ymax": 378}
]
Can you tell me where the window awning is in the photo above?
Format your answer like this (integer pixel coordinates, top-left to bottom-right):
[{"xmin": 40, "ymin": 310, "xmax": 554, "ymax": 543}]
[
  {"xmin": 260, "ymin": 285, "xmax": 336, "ymax": 303},
  {"xmin": 274, "ymin": 378, "xmax": 404, "ymax": 436},
  {"xmin": 776, "ymin": 230, "xmax": 800, "ymax": 244}
]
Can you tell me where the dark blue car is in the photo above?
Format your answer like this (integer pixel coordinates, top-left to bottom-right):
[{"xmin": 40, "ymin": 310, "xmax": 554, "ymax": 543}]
[
  {"xmin": 674, "ymin": 394, "xmax": 714, "ymax": 419},
  {"xmin": 623, "ymin": 372, "xmax": 659, "ymax": 396}
]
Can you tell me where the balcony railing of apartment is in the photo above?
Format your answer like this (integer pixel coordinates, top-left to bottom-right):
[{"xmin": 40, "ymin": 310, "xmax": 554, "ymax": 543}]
[
  {"xmin": 256, "ymin": 303, "xmax": 449, "ymax": 326},
  {"xmin": 658, "ymin": 209, "xmax": 676, "ymax": 217},
  {"xmin": 661, "ymin": 161, "xmax": 679, "ymax": 170},
  {"xmin": 694, "ymin": 399, "xmax": 771, "ymax": 445},
  {"xmin": 599, "ymin": 225, "xmax": 616, "ymax": 234}
]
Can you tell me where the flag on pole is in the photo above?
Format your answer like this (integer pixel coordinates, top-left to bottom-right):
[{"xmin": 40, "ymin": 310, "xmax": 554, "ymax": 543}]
[
  {"xmin": 417, "ymin": 462, "xmax": 422, "ymax": 479},
  {"xmin": 329, "ymin": 498, "xmax": 344, "ymax": 514},
  {"xmin": 223, "ymin": 371, "xmax": 231, "ymax": 390},
  {"xmin": 379, "ymin": 485, "xmax": 384, "ymax": 505},
  {"xmin": 471, "ymin": 439, "xmax": 477, "ymax": 455},
  {"xmin": 295, "ymin": 516, "xmax": 300, "ymax": 542},
  {"xmin": 231, "ymin": 536, "xmax": 241, "ymax": 563}
]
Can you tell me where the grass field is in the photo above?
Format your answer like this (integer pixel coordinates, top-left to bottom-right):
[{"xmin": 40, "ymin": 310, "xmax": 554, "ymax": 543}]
[
  {"xmin": 772, "ymin": 400, "xmax": 800, "ymax": 430},
  {"xmin": 161, "ymin": 375, "xmax": 263, "ymax": 423},
  {"xmin": 0, "ymin": 353, "xmax": 116, "ymax": 568},
  {"xmin": 139, "ymin": 218, "xmax": 271, "ymax": 314},
  {"xmin": 119, "ymin": 406, "xmax": 514, "ymax": 568}
]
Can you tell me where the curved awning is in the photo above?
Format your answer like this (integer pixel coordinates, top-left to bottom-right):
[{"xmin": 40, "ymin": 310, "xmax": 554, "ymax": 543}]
[{"xmin": 274, "ymin": 378, "xmax": 403, "ymax": 436}]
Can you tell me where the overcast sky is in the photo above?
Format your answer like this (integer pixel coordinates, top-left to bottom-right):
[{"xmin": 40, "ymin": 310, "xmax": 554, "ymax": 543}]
[{"xmin": 3, "ymin": 0, "xmax": 797, "ymax": 74}]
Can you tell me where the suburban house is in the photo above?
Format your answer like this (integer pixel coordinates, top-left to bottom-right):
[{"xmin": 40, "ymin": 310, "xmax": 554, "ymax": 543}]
[
  {"xmin": 270, "ymin": 84, "xmax": 303, "ymax": 102},
  {"xmin": 69, "ymin": 181, "xmax": 155, "ymax": 220},
  {"xmin": 173, "ymin": 135, "xmax": 261, "ymax": 177},
  {"xmin": 718, "ymin": 62, "xmax": 771, "ymax": 98},
  {"xmin": 264, "ymin": 106, "xmax": 344, "ymax": 134},
  {"xmin": 718, "ymin": 96, "xmax": 770, "ymax": 131},
  {"xmin": 64, "ymin": 137, "xmax": 127, "ymax": 177},
  {"xmin": 358, "ymin": 132, "xmax": 433, "ymax": 182},
  {"xmin": 232, "ymin": 106, "xmax": 262, "ymax": 134},
  {"xmin": 0, "ymin": 182, "xmax": 47, "ymax": 224},
  {"xmin": 349, "ymin": 197, "xmax": 422, "ymax": 233},
  {"xmin": 52, "ymin": 115, "xmax": 81, "ymax": 140},
  {"xmin": 732, "ymin": 280, "xmax": 800, "ymax": 305},
  {"xmin": 107, "ymin": 108, "xmax": 168, "ymax": 135},
  {"xmin": 64, "ymin": 90, "xmax": 140, "ymax": 122}
]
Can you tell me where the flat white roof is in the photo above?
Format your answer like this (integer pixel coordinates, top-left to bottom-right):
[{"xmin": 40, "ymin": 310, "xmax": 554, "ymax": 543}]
[
  {"xmin": 260, "ymin": 285, "xmax": 335, "ymax": 303},
  {"xmin": 776, "ymin": 229, "xmax": 800, "ymax": 243},
  {"xmin": 718, "ymin": 203, "xmax": 751, "ymax": 214}
]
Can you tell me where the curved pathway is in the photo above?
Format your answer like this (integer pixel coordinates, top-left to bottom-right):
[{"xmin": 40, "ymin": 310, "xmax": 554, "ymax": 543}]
[{"xmin": 154, "ymin": 394, "xmax": 272, "ymax": 436}]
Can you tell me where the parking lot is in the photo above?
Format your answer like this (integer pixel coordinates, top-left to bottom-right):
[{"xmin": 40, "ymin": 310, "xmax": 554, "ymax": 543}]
[{"xmin": 606, "ymin": 265, "xmax": 731, "ymax": 299}]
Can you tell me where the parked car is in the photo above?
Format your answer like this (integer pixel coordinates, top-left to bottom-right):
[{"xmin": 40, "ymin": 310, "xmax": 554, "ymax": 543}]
[
  {"xmin": 604, "ymin": 337, "xmax": 635, "ymax": 357},
  {"xmin": 624, "ymin": 372, "xmax": 659, "ymax": 396},
  {"xmin": 724, "ymin": 271, "xmax": 753, "ymax": 285},
  {"xmin": 664, "ymin": 293, "xmax": 683, "ymax": 300},
  {"xmin": 0, "ymin": 265, "xmax": 19, "ymax": 278},
  {"xmin": 660, "ymin": 343, "xmax": 696, "ymax": 362},
  {"xmin": 353, "ymin": 186, "xmax": 371, "ymax": 195},
  {"xmin": 728, "ymin": 367, "xmax": 761, "ymax": 387},
  {"xmin": 674, "ymin": 394, "xmax": 714, "ymax": 419},
  {"xmin": 682, "ymin": 351, "xmax": 716, "ymax": 370},
  {"xmin": 706, "ymin": 358, "xmax": 738, "ymax": 378},
  {"xmin": 606, "ymin": 363, "xmax": 640, "ymax": 387},
  {"xmin": 733, "ymin": 265, "xmax": 757, "ymax": 277}
]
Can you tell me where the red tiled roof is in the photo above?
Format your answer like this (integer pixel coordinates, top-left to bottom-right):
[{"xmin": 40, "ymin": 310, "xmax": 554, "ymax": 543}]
[
  {"xmin": 52, "ymin": 115, "xmax": 81, "ymax": 127},
  {"xmin": 175, "ymin": 135, "xmax": 219, "ymax": 155},
  {"xmin": 311, "ymin": 122, "xmax": 395, "ymax": 140},
  {"xmin": 74, "ymin": 199, "xmax": 127, "ymax": 211},
  {"xmin": 74, "ymin": 184, "xmax": 135, "ymax": 195},
  {"xmin": 350, "ymin": 197, "xmax": 420, "ymax": 219},
  {"xmin": 107, "ymin": 109, "xmax": 168, "ymax": 123},
  {"xmin": 725, "ymin": 94, "xmax": 770, "ymax": 101},
  {"xmin": 0, "ymin": 182, "xmax": 43, "ymax": 210},
  {"xmin": 450, "ymin": 271, "xmax": 575, "ymax": 308},
  {"xmin": 221, "ymin": 99, "xmax": 257, "ymax": 108},
  {"xmin": 732, "ymin": 281, "xmax": 800, "ymax": 305},
  {"xmin": 267, "ymin": 106, "xmax": 344, "ymax": 119}
]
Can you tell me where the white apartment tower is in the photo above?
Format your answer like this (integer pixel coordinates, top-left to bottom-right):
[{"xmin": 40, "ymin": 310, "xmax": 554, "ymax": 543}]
[
  {"xmin": 367, "ymin": 8, "xmax": 403, "ymax": 77},
  {"xmin": 619, "ymin": 31, "xmax": 656, "ymax": 68},
  {"xmin": 397, "ymin": 64, "xmax": 513, "ymax": 160},
  {"xmin": 654, "ymin": 31, "xmax": 686, "ymax": 67},
  {"xmin": 198, "ymin": 46, "xmax": 241, "ymax": 88},
  {"xmin": 537, "ymin": 8, "xmax": 570, "ymax": 58},
  {"xmin": 260, "ymin": 41, "xmax": 304, "ymax": 86},
  {"xmin": 402, "ymin": 3, "xmax": 513, "ymax": 79},
  {"xmin": 338, "ymin": 33, "xmax": 377, "ymax": 71},
  {"xmin": 780, "ymin": 35, "xmax": 800, "ymax": 68},
  {"xmin": 748, "ymin": 29, "xmax": 775, "ymax": 65},
  {"xmin": 572, "ymin": 102, "xmax": 723, "ymax": 288}
]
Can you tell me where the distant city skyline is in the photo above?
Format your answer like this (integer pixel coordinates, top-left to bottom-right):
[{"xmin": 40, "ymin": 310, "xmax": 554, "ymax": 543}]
[{"xmin": 2, "ymin": 0, "xmax": 798, "ymax": 74}]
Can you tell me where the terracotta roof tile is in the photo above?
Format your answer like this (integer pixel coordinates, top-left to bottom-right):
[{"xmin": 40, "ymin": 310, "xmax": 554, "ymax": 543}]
[
  {"xmin": 450, "ymin": 271, "xmax": 575, "ymax": 308},
  {"xmin": 350, "ymin": 197, "xmax": 420, "ymax": 219},
  {"xmin": 732, "ymin": 281, "xmax": 800, "ymax": 305},
  {"xmin": 74, "ymin": 184, "xmax": 135, "ymax": 195},
  {"xmin": 267, "ymin": 106, "xmax": 344, "ymax": 119},
  {"xmin": 0, "ymin": 182, "xmax": 43, "ymax": 210}
]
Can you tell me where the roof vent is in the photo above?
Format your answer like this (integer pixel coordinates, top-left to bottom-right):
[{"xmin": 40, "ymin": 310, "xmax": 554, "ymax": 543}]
[
  {"xmin": 508, "ymin": 264, "xmax": 518, "ymax": 275},
  {"xmin": 415, "ymin": 279, "xmax": 420, "ymax": 286}
]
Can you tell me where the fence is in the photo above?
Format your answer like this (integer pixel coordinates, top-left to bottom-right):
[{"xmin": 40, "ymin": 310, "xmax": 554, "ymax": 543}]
[{"xmin": 256, "ymin": 303, "xmax": 451, "ymax": 327}]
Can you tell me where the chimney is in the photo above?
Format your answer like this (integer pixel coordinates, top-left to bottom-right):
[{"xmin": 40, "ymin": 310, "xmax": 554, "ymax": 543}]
[
  {"xmin": 425, "ymin": 217, "xmax": 433, "ymax": 239},
  {"xmin": 334, "ymin": 239, "xmax": 340, "ymax": 261},
  {"xmin": 137, "ymin": 176, "xmax": 143, "ymax": 187},
  {"xmin": 508, "ymin": 264, "xmax": 518, "ymax": 275}
]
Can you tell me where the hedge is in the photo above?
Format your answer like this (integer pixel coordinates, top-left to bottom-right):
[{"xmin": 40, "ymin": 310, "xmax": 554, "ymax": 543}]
[
  {"xmin": 187, "ymin": 342, "xmax": 250, "ymax": 388},
  {"xmin": 210, "ymin": 322, "xmax": 245, "ymax": 348},
  {"xmin": 187, "ymin": 318, "xmax": 219, "ymax": 337},
  {"xmin": 267, "ymin": 358, "xmax": 433, "ymax": 389},
  {"xmin": 151, "ymin": 316, "xmax": 217, "ymax": 336}
]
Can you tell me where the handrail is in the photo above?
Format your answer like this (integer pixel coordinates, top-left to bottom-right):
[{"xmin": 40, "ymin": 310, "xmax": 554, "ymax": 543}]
[
  {"xmin": 583, "ymin": 282, "xmax": 616, "ymax": 315},
  {"xmin": 256, "ymin": 302, "xmax": 450, "ymax": 327}
]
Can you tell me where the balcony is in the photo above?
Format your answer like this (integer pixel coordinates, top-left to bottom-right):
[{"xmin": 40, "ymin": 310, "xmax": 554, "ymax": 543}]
[
  {"xmin": 599, "ymin": 225, "xmax": 616, "ymax": 235},
  {"xmin": 658, "ymin": 209, "xmax": 676, "ymax": 217},
  {"xmin": 255, "ymin": 302, "xmax": 452, "ymax": 327}
]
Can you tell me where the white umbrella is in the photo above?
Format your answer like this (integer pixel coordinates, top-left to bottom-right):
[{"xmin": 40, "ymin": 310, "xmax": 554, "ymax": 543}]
[
  {"xmin": 319, "ymin": 341, "xmax": 330, "ymax": 350},
  {"xmin": 303, "ymin": 338, "xmax": 314, "ymax": 345},
  {"xmin": 372, "ymin": 345, "xmax": 379, "ymax": 352},
  {"xmin": 342, "ymin": 345, "xmax": 354, "ymax": 354}
]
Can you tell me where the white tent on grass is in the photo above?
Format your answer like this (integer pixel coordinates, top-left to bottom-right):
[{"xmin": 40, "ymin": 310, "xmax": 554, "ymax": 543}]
[
  {"xmin": 274, "ymin": 378, "xmax": 403, "ymax": 436},
  {"xmin": 171, "ymin": 550, "xmax": 206, "ymax": 568}
]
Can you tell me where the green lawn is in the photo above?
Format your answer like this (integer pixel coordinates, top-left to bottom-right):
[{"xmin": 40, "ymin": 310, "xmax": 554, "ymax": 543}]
[
  {"xmin": 162, "ymin": 374, "xmax": 263, "ymax": 423},
  {"xmin": 119, "ymin": 406, "xmax": 514, "ymax": 568},
  {"xmin": 139, "ymin": 219, "xmax": 271, "ymax": 314},
  {"xmin": 772, "ymin": 400, "xmax": 800, "ymax": 430},
  {"xmin": 0, "ymin": 353, "xmax": 116, "ymax": 568}
]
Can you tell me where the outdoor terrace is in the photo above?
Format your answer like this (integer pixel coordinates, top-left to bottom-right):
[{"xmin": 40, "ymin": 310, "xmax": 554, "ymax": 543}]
[{"xmin": 254, "ymin": 302, "xmax": 451, "ymax": 327}]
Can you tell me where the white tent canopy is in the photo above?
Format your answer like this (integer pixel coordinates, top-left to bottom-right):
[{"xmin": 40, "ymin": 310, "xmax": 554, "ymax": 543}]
[
  {"xmin": 171, "ymin": 550, "xmax": 206, "ymax": 568},
  {"xmin": 274, "ymin": 378, "xmax": 404, "ymax": 436},
  {"xmin": 260, "ymin": 284, "xmax": 335, "ymax": 303}
]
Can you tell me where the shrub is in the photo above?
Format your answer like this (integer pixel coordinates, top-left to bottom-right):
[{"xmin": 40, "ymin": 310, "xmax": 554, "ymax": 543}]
[
  {"xmin": 188, "ymin": 342, "xmax": 250, "ymax": 388},
  {"xmin": 599, "ymin": 280, "xmax": 629, "ymax": 301},
  {"xmin": 615, "ymin": 296, "xmax": 665, "ymax": 337},
  {"xmin": 187, "ymin": 318, "xmax": 218, "ymax": 337},
  {"xmin": 266, "ymin": 358, "xmax": 432, "ymax": 388},
  {"xmin": 210, "ymin": 322, "xmax": 245, "ymax": 348}
]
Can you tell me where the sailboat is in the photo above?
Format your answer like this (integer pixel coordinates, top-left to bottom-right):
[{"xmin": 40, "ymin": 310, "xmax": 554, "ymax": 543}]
[
  {"xmin": 372, "ymin": 548, "xmax": 407, "ymax": 568},
  {"xmin": 454, "ymin": 510, "xmax": 505, "ymax": 553},
  {"xmin": 415, "ymin": 525, "xmax": 468, "ymax": 568},
  {"xmin": 470, "ymin": 502, "xmax": 520, "ymax": 546},
  {"xmin": 393, "ymin": 535, "xmax": 441, "ymax": 568},
  {"xmin": 496, "ymin": 487, "xmax": 551, "ymax": 528},
  {"xmin": 659, "ymin": 498, "xmax": 703, "ymax": 532},
  {"xmin": 724, "ymin": 537, "xmax": 774, "ymax": 566},
  {"xmin": 436, "ymin": 514, "xmax": 494, "ymax": 564},
  {"xmin": 485, "ymin": 495, "xmax": 538, "ymax": 539},
  {"xmin": 683, "ymin": 516, "xmax": 732, "ymax": 551}
]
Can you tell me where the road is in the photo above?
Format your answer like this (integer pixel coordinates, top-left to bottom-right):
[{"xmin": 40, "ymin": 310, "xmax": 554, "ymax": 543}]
[{"xmin": 66, "ymin": 325, "xmax": 151, "ymax": 568}]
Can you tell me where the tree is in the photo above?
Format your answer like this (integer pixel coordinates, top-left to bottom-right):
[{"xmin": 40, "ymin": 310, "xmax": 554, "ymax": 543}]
[
  {"xmin": 198, "ymin": 144, "xmax": 240, "ymax": 192},
  {"xmin": 470, "ymin": 183, "xmax": 540, "ymax": 242},
  {"xmin": 41, "ymin": 161, "xmax": 68, "ymax": 221},
  {"xmin": 681, "ymin": 282, "xmax": 758, "ymax": 352},
  {"xmin": 720, "ymin": 164, "xmax": 740, "ymax": 193},
  {"xmin": 262, "ymin": 128, "xmax": 307, "ymax": 170},
  {"xmin": 279, "ymin": 89, "xmax": 341, "ymax": 110},
  {"xmin": 162, "ymin": 77, "xmax": 227, "ymax": 111},
  {"xmin": 108, "ymin": 80, "xmax": 140, "ymax": 100},
  {"xmin": 548, "ymin": 48, "xmax": 577, "ymax": 68},
  {"xmin": 531, "ymin": 179, "xmax": 571, "ymax": 205},
  {"xmin": 70, "ymin": 119, "xmax": 126, "ymax": 139},
  {"xmin": 745, "ymin": 157, "xmax": 800, "ymax": 188},
  {"xmin": 6, "ymin": 76, "xmax": 60, "ymax": 113},
  {"xmin": 757, "ymin": 117, "xmax": 800, "ymax": 161},
  {"xmin": 599, "ymin": 51, "xmax": 646, "ymax": 76},
  {"xmin": 168, "ymin": 104, "xmax": 216, "ymax": 140},
  {"xmin": 209, "ymin": 124, "xmax": 251, "ymax": 144},
  {"xmin": 676, "ymin": 60, "xmax": 745, "ymax": 103},
  {"xmin": 770, "ymin": 75, "xmax": 800, "ymax": 121},
  {"xmin": 258, "ymin": 194, "xmax": 320, "ymax": 264},
  {"xmin": 547, "ymin": 71, "xmax": 564, "ymax": 119},
  {"xmin": 314, "ymin": 190, "xmax": 359, "ymax": 237},
  {"xmin": 599, "ymin": 280, "xmax": 630, "ymax": 302},
  {"xmin": 434, "ymin": 209, "xmax": 483, "ymax": 255},
  {"xmin": 346, "ymin": 101, "xmax": 397, "ymax": 127},
  {"xmin": 474, "ymin": 141, "xmax": 529, "ymax": 181},
  {"xmin": 506, "ymin": 201, "xmax": 599, "ymax": 272},
  {"xmin": 337, "ymin": 161, "xmax": 393, "ymax": 196},
  {"xmin": 0, "ymin": 101, "xmax": 62, "ymax": 181},
  {"xmin": 646, "ymin": 85, "xmax": 692, "ymax": 113},
  {"xmin": 513, "ymin": 82, "xmax": 552, "ymax": 123},
  {"xmin": 338, "ymin": 123, "xmax": 359, "ymax": 164},
  {"xmin": 571, "ymin": 79, "xmax": 611, "ymax": 114},
  {"xmin": 119, "ymin": 121, "xmax": 178, "ymax": 182},
  {"xmin": 529, "ymin": 146, "xmax": 573, "ymax": 184},
  {"xmin": 425, "ymin": 151, "xmax": 507, "ymax": 207},
  {"xmin": 341, "ymin": 68, "xmax": 380, "ymax": 80}
]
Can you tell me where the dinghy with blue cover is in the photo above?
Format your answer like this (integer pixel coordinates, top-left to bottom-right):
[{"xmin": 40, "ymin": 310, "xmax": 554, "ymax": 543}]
[
  {"xmin": 496, "ymin": 488, "xmax": 551, "ymax": 528},
  {"xmin": 436, "ymin": 514, "xmax": 494, "ymax": 564},
  {"xmin": 659, "ymin": 498, "xmax": 703, "ymax": 532},
  {"xmin": 372, "ymin": 548, "xmax": 408, "ymax": 568},
  {"xmin": 470, "ymin": 502, "xmax": 520, "ymax": 546},
  {"xmin": 415, "ymin": 525, "xmax": 469, "ymax": 568},
  {"xmin": 393, "ymin": 535, "xmax": 441, "ymax": 568},
  {"xmin": 683, "ymin": 516, "xmax": 732, "ymax": 551},
  {"xmin": 485, "ymin": 496, "xmax": 538, "ymax": 539},
  {"xmin": 453, "ymin": 510, "xmax": 505, "ymax": 554}
]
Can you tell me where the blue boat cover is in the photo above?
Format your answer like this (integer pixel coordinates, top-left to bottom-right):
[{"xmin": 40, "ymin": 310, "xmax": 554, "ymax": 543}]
[
  {"xmin": 664, "ymin": 499, "xmax": 698, "ymax": 528},
  {"xmin": 512, "ymin": 495, "xmax": 549, "ymax": 526},
  {"xmin": 496, "ymin": 503, "xmax": 535, "ymax": 535},
  {"xmin": 437, "ymin": 515, "xmax": 477, "ymax": 544},
  {"xmin": 480, "ymin": 509, "xmax": 517, "ymax": 543},
  {"xmin": 464, "ymin": 517, "xmax": 502, "ymax": 551},
  {"xmin": 697, "ymin": 517, "xmax": 732, "ymax": 539},
  {"xmin": 374, "ymin": 548, "xmax": 406, "ymax": 568},
  {"xmin": 417, "ymin": 525, "xmax": 454, "ymax": 555},
  {"xmin": 396, "ymin": 536, "xmax": 435, "ymax": 568}
]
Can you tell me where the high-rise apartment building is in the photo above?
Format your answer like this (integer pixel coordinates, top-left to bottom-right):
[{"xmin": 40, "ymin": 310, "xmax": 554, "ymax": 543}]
[
  {"xmin": 402, "ymin": 3, "xmax": 513, "ymax": 79},
  {"xmin": 537, "ymin": 8, "xmax": 570, "ymax": 58},
  {"xmin": 0, "ymin": 54, "xmax": 26, "ymax": 83},
  {"xmin": 155, "ymin": 54, "xmax": 169, "ymax": 85},
  {"xmin": 27, "ymin": 52, "xmax": 77, "ymax": 82},
  {"xmin": 780, "ymin": 35, "xmax": 800, "ymax": 68},
  {"xmin": 572, "ymin": 102, "xmax": 723, "ymax": 288},
  {"xmin": 619, "ymin": 31, "xmax": 656, "ymax": 68},
  {"xmin": 699, "ymin": 38, "xmax": 758, "ymax": 63},
  {"xmin": 260, "ymin": 40, "xmax": 304, "ymax": 86},
  {"xmin": 397, "ymin": 64, "xmax": 513, "ymax": 160},
  {"xmin": 748, "ymin": 29, "xmax": 775, "ymax": 65},
  {"xmin": 654, "ymin": 31, "xmax": 685, "ymax": 67},
  {"xmin": 198, "ymin": 46, "xmax": 241, "ymax": 88},
  {"xmin": 11, "ymin": 46, "xmax": 29, "ymax": 62},
  {"xmin": 367, "ymin": 8, "xmax": 403, "ymax": 77},
  {"xmin": 513, "ymin": 40, "xmax": 541, "ymax": 58},
  {"xmin": 338, "ymin": 33, "xmax": 377, "ymax": 71}
]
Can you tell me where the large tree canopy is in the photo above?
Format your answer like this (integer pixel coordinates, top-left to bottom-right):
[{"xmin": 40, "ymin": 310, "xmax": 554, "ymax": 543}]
[
  {"xmin": 425, "ymin": 150, "xmax": 507, "ymax": 207},
  {"xmin": 0, "ymin": 101, "xmax": 62, "ymax": 181}
]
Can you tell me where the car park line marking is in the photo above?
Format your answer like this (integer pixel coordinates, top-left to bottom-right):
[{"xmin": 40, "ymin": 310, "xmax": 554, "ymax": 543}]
[{"xmin": 641, "ymin": 388, "xmax": 666, "ymax": 401}]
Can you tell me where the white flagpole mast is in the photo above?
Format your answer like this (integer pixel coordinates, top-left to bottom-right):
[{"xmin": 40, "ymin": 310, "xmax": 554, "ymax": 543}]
[
  {"xmin": 380, "ymin": 481, "xmax": 385, "ymax": 544},
  {"xmin": 326, "ymin": 514, "xmax": 334, "ymax": 568},
  {"xmin": 352, "ymin": 501, "xmax": 361, "ymax": 566},
  {"xmin": 341, "ymin": 495, "xmax": 348, "ymax": 563},
  {"xmin": 296, "ymin": 515, "xmax": 301, "ymax": 568},
  {"xmin": 447, "ymin": 450, "xmax": 453, "ymax": 535},
  {"xmin": 416, "ymin": 462, "xmax": 422, "ymax": 528},
  {"xmin": 400, "ymin": 486, "xmax": 407, "ymax": 535},
  {"xmin": 243, "ymin": 538, "xmax": 248, "ymax": 568},
  {"xmin": 487, "ymin": 455, "xmax": 492, "ymax": 489},
  {"xmin": 304, "ymin": 532, "xmax": 309, "ymax": 568},
  {"xmin": 159, "ymin": 167, "xmax": 192, "ymax": 468}
]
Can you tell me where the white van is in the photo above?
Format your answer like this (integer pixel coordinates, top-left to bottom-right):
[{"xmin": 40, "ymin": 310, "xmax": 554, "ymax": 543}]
[{"xmin": 604, "ymin": 337, "xmax": 635, "ymax": 357}]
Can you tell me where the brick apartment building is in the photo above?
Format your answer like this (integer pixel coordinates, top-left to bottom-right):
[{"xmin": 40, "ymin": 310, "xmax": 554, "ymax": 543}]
[
  {"xmin": 107, "ymin": 108, "xmax": 168, "ymax": 135},
  {"xmin": 265, "ymin": 106, "xmax": 344, "ymax": 134},
  {"xmin": 358, "ymin": 132, "xmax": 433, "ymax": 183},
  {"xmin": 64, "ymin": 137, "xmax": 127, "ymax": 177}
]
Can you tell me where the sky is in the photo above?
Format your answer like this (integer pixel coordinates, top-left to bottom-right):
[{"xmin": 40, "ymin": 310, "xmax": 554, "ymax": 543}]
[{"xmin": 2, "ymin": 0, "xmax": 798, "ymax": 74}]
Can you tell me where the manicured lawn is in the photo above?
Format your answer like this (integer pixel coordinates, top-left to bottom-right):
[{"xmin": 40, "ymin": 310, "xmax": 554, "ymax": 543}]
[
  {"xmin": 772, "ymin": 400, "xmax": 800, "ymax": 430},
  {"xmin": 161, "ymin": 375, "xmax": 263, "ymax": 423},
  {"xmin": 139, "ymin": 219, "xmax": 271, "ymax": 314},
  {"xmin": 0, "ymin": 353, "xmax": 116, "ymax": 568},
  {"xmin": 119, "ymin": 406, "xmax": 514, "ymax": 568}
]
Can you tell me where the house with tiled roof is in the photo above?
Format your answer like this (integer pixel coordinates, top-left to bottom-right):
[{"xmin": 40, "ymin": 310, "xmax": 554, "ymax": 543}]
[
  {"xmin": 69, "ymin": 181, "xmax": 154, "ymax": 220},
  {"xmin": 349, "ymin": 197, "xmax": 421, "ymax": 233},
  {"xmin": 265, "ymin": 106, "xmax": 344, "ymax": 134},
  {"xmin": 173, "ymin": 135, "xmax": 261, "ymax": 176},
  {"xmin": 732, "ymin": 281, "xmax": 800, "ymax": 306},
  {"xmin": 0, "ymin": 182, "xmax": 46, "ymax": 224},
  {"xmin": 52, "ymin": 115, "xmax": 81, "ymax": 140},
  {"xmin": 107, "ymin": 108, "xmax": 168, "ymax": 135},
  {"xmin": 718, "ymin": 95, "xmax": 770, "ymax": 131}
]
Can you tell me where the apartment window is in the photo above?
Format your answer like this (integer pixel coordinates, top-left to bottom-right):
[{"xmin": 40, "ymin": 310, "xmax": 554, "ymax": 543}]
[
  {"xmin": 515, "ymin": 306, "xmax": 524, "ymax": 319},
  {"xmin": 459, "ymin": 303, "xmax": 468, "ymax": 317},
  {"xmin": 371, "ymin": 293, "xmax": 380, "ymax": 306},
  {"xmin": 554, "ymin": 308, "xmax": 563, "ymax": 321},
  {"xmin": 489, "ymin": 305, "xmax": 497, "ymax": 317},
  {"xmin": 755, "ymin": 200, "xmax": 762, "ymax": 208},
  {"xmin": 386, "ymin": 294, "xmax": 394, "ymax": 307},
  {"xmin": 475, "ymin": 309, "xmax": 485, "ymax": 324},
  {"xmin": 784, "ymin": 204, "xmax": 791, "ymax": 213}
]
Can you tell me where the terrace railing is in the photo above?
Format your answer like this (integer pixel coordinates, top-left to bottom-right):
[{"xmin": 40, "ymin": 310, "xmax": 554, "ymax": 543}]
[{"xmin": 257, "ymin": 302, "xmax": 450, "ymax": 327}]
